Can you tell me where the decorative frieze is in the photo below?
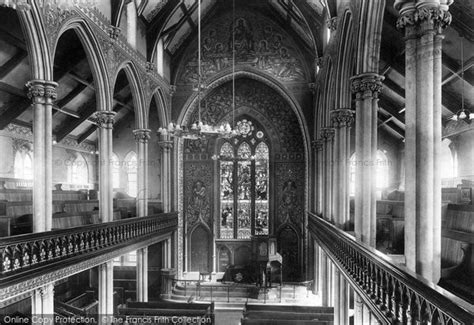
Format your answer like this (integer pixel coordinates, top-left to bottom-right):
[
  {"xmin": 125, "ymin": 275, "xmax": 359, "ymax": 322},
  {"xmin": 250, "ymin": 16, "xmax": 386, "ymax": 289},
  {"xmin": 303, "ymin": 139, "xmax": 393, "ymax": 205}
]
[
  {"xmin": 331, "ymin": 109, "xmax": 354, "ymax": 128},
  {"xmin": 93, "ymin": 111, "xmax": 116, "ymax": 129},
  {"xmin": 350, "ymin": 73, "xmax": 384, "ymax": 99},
  {"xmin": 133, "ymin": 129, "xmax": 151, "ymax": 143}
]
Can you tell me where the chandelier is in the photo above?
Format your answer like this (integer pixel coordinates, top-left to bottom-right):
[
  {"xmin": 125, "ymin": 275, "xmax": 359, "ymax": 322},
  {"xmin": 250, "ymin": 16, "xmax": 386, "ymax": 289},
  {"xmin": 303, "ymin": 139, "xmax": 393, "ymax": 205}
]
[
  {"xmin": 158, "ymin": 0, "xmax": 239, "ymax": 140},
  {"xmin": 451, "ymin": 36, "xmax": 474, "ymax": 123}
]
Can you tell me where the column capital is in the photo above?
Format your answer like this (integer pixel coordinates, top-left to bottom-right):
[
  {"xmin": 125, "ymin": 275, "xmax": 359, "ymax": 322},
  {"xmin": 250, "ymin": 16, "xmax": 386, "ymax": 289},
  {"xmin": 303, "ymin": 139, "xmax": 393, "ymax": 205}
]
[
  {"xmin": 350, "ymin": 73, "xmax": 384, "ymax": 99},
  {"xmin": 320, "ymin": 128, "xmax": 335, "ymax": 141},
  {"xmin": 170, "ymin": 85, "xmax": 177, "ymax": 97},
  {"xmin": 108, "ymin": 25, "xmax": 121, "ymax": 40},
  {"xmin": 146, "ymin": 61, "xmax": 155, "ymax": 74},
  {"xmin": 396, "ymin": 5, "xmax": 451, "ymax": 32},
  {"xmin": 331, "ymin": 109, "xmax": 354, "ymax": 128},
  {"xmin": 26, "ymin": 80, "xmax": 58, "ymax": 101},
  {"xmin": 94, "ymin": 111, "xmax": 116, "ymax": 129},
  {"xmin": 133, "ymin": 128, "xmax": 151, "ymax": 143},
  {"xmin": 312, "ymin": 139, "xmax": 324, "ymax": 151},
  {"xmin": 158, "ymin": 140, "xmax": 173, "ymax": 150},
  {"xmin": 326, "ymin": 17, "xmax": 337, "ymax": 32}
]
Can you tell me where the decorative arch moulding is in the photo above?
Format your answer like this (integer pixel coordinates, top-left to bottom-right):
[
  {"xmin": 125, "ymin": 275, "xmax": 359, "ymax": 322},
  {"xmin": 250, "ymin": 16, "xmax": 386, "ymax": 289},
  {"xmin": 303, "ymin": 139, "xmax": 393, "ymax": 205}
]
[{"xmin": 39, "ymin": 5, "xmax": 170, "ymax": 95}]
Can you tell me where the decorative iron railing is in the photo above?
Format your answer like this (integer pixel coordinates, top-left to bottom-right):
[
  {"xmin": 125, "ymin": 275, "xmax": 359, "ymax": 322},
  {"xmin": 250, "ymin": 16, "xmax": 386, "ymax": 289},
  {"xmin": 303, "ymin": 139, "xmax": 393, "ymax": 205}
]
[
  {"xmin": 0, "ymin": 213, "xmax": 177, "ymax": 286},
  {"xmin": 308, "ymin": 212, "xmax": 474, "ymax": 325}
]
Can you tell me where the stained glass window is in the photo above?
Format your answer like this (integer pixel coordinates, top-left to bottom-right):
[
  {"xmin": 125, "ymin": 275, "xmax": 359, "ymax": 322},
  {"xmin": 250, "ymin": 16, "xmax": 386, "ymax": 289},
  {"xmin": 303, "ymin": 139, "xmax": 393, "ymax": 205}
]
[{"xmin": 218, "ymin": 120, "xmax": 269, "ymax": 239}]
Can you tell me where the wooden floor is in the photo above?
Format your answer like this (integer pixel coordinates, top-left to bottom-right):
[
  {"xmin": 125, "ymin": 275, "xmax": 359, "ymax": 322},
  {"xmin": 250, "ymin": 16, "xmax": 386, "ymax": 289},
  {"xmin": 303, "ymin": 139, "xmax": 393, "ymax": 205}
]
[{"xmin": 215, "ymin": 309, "xmax": 245, "ymax": 325}]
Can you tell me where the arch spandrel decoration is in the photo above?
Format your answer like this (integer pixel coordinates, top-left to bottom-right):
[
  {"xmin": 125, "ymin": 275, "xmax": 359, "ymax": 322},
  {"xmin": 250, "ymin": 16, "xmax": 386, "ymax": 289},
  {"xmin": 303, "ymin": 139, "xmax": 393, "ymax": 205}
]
[
  {"xmin": 185, "ymin": 79, "xmax": 304, "ymax": 155},
  {"xmin": 176, "ymin": 10, "xmax": 309, "ymax": 84}
]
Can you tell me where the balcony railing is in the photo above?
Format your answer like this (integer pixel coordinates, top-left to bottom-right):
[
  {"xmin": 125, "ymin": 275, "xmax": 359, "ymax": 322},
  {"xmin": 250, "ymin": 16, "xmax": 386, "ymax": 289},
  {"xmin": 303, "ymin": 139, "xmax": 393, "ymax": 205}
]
[
  {"xmin": 308, "ymin": 212, "xmax": 474, "ymax": 325},
  {"xmin": 0, "ymin": 213, "xmax": 177, "ymax": 287}
]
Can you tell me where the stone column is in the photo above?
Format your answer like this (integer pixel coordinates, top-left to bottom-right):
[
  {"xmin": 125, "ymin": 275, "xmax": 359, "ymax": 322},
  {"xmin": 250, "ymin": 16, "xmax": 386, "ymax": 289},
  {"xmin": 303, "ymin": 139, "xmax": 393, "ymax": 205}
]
[
  {"xmin": 137, "ymin": 247, "xmax": 148, "ymax": 302},
  {"xmin": 350, "ymin": 73, "xmax": 383, "ymax": 247},
  {"xmin": 395, "ymin": 0, "xmax": 451, "ymax": 282},
  {"xmin": 331, "ymin": 109, "xmax": 354, "ymax": 228},
  {"xmin": 338, "ymin": 272, "xmax": 349, "ymax": 325},
  {"xmin": 133, "ymin": 129, "xmax": 151, "ymax": 217},
  {"xmin": 321, "ymin": 128, "xmax": 335, "ymax": 221},
  {"xmin": 313, "ymin": 240, "xmax": 319, "ymax": 294},
  {"xmin": 319, "ymin": 247, "xmax": 329, "ymax": 306},
  {"xmin": 95, "ymin": 111, "xmax": 116, "ymax": 223},
  {"xmin": 31, "ymin": 283, "xmax": 54, "ymax": 323},
  {"xmin": 333, "ymin": 267, "xmax": 340, "ymax": 324},
  {"xmin": 158, "ymin": 136, "xmax": 173, "ymax": 213},
  {"xmin": 314, "ymin": 140, "xmax": 324, "ymax": 215},
  {"xmin": 354, "ymin": 292, "xmax": 364, "ymax": 324},
  {"xmin": 98, "ymin": 261, "xmax": 114, "ymax": 322},
  {"xmin": 26, "ymin": 80, "xmax": 57, "ymax": 232}
]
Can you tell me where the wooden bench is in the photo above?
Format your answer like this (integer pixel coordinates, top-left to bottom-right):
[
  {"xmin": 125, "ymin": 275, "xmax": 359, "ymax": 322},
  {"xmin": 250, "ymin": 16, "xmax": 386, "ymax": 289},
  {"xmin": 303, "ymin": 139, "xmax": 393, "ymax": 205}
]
[
  {"xmin": 241, "ymin": 304, "xmax": 333, "ymax": 325},
  {"xmin": 0, "ymin": 189, "xmax": 88, "ymax": 202},
  {"xmin": 117, "ymin": 301, "xmax": 214, "ymax": 324}
]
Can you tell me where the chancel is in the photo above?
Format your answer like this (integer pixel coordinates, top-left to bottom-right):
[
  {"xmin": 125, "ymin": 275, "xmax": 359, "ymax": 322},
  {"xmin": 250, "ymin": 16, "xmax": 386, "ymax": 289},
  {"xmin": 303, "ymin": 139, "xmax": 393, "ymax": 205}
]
[{"xmin": 0, "ymin": 0, "xmax": 473, "ymax": 324}]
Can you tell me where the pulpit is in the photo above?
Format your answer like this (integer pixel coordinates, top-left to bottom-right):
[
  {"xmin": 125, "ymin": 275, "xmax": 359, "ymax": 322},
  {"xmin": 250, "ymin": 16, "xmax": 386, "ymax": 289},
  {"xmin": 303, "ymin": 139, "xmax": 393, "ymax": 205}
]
[{"xmin": 252, "ymin": 236, "xmax": 282, "ymax": 286}]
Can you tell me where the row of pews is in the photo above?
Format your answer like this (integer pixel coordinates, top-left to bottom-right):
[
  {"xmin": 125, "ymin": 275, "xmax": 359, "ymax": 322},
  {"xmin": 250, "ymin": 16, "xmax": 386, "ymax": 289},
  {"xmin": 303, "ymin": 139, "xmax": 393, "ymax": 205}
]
[
  {"xmin": 117, "ymin": 301, "xmax": 215, "ymax": 324},
  {"xmin": 350, "ymin": 198, "xmax": 474, "ymax": 303},
  {"xmin": 241, "ymin": 303, "xmax": 334, "ymax": 325},
  {"xmin": 0, "ymin": 188, "xmax": 163, "ymax": 237}
]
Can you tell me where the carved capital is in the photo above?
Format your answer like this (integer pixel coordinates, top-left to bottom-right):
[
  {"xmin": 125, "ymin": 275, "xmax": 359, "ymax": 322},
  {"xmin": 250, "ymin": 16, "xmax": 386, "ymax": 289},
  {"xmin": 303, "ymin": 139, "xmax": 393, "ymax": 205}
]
[
  {"xmin": 320, "ymin": 128, "xmax": 335, "ymax": 141},
  {"xmin": 170, "ymin": 85, "xmax": 177, "ymax": 97},
  {"xmin": 396, "ymin": 6, "xmax": 451, "ymax": 32},
  {"xmin": 133, "ymin": 128, "xmax": 151, "ymax": 143},
  {"xmin": 158, "ymin": 140, "xmax": 173, "ymax": 151},
  {"xmin": 350, "ymin": 73, "xmax": 384, "ymax": 99},
  {"xmin": 312, "ymin": 139, "xmax": 324, "ymax": 151},
  {"xmin": 26, "ymin": 80, "xmax": 58, "ymax": 101},
  {"xmin": 108, "ymin": 26, "xmax": 121, "ymax": 40},
  {"xmin": 326, "ymin": 17, "xmax": 337, "ymax": 32},
  {"xmin": 146, "ymin": 61, "xmax": 155, "ymax": 74},
  {"xmin": 331, "ymin": 109, "xmax": 354, "ymax": 128},
  {"xmin": 315, "ymin": 57, "xmax": 323, "ymax": 68},
  {"xmin": 94, "ymin": 111, "xmax": 116, "ymax": 129}
]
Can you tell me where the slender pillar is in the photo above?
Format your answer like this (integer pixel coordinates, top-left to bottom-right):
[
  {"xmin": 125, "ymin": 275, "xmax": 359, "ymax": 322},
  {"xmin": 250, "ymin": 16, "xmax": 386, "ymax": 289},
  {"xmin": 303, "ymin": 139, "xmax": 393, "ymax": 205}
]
[
  {"xmin": 98, "ymin": 261, "xmax": 114, "ymax": 322},
  {"xmin": 395, "ymin": 0, "xmax": 451, "ymax": 282},
  {"xmin": 327, "ymin": 259, "xmax": 334, "ymax": 307},
  {"xmin": 338, "ymin": 272, "xmax": 349, "ymax": 325},
  {"xmin": 31, "ymin": 283, "xmax": 54, "ymax": 323},
  {"xmin": 95, "ymin": 111, "xmax": 116, "ymax": 223},
  {"xmin": 321, "ymin": 128, "xmax": 335, "ymax": 221},
  {"xmin": 133, "ymin": 129, "xmax": 151, "ymax": 217},
  {"xmin": 351, "ymin": 73, "xmax": 383, "ymax": 247},
  {"xmin": 314, "ymin": 140, "xmax": 324, "ymax": 215},
  {"xmin": 354, "ymin": 292, "xmax": 364, "ymax": 324},
  {"xmin": 333, "ymin": 268, "xmax": 340, "ymax": 324},
  {"xmin": 331, "ymin": 109, "xmax": 354, "ymax": 228},
  {"xmin": 158, "ymin": 136, "xmax": 173, "ymax": 213},
  {"xmin": 137, "ymin": 247, "xmax": 148, "ymax": 302},
  {"xmin": 319, "ymin": 247, "xmax": 329, "ymax": 306},
  {"xmin": 26, "ymin": 80, "xmax": 58, "ymax": 232},
  {"xmin": 313, "ymin": 240, "xmax": 319, "ymax": 294}
]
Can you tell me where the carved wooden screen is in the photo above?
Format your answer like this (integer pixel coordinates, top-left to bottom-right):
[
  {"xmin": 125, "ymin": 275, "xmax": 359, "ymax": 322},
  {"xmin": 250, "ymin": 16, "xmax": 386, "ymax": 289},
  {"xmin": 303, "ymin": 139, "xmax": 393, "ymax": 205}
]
[{"xmin": 218, "ymin": 119, "xmax": 269, "ymax": 239}]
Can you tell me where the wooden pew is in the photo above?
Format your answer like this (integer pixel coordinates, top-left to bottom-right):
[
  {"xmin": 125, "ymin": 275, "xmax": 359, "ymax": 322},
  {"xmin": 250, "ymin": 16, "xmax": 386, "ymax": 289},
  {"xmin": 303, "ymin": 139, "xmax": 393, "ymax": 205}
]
[
  {"xmin": 117, "ymin": 301, "xmax": 214, "ymax": 325},
  {"xmin": 241, "ymin": 304, "xmax": 333, "ymax": 325}
]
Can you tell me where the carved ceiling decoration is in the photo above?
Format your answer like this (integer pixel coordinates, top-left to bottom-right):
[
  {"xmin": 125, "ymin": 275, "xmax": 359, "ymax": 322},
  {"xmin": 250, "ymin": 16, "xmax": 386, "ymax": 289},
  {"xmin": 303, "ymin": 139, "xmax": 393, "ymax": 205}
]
[
  {"xmin": 186, "ymin": 78, "xmax": 304, "ymax": 153},
  {"xmin": 177, "ymin": 9, "xmax": 308, "ymax": 83}
]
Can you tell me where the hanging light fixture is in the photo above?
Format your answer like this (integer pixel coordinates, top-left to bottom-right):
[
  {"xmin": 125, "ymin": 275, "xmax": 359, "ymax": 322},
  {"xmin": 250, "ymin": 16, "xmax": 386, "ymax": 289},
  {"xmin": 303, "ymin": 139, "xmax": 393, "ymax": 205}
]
[
  {"xmin": 158, "ymin": 0, "xmax": 239, "ymax": 140},
  {"xmin": 451, "ymin": 36, "xmax": 474, "ymax": 123}
]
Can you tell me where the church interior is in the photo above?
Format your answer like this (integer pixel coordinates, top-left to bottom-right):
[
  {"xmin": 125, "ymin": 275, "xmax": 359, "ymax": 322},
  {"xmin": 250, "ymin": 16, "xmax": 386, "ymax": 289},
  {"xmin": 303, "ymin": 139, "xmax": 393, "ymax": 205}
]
[{"xmin": 0, "ymin": 0, "xmax": 473, "ymax": 324}]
